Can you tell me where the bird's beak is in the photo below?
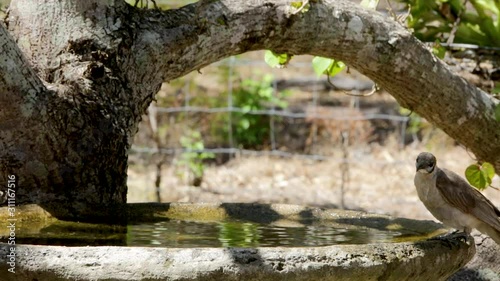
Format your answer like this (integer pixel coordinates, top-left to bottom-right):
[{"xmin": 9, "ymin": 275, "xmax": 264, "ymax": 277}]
[
  {"xmin": 416, "ymin": 163, "xmax": 433, "ymax": 173},
  {"xmin": 416, "ymin": 162, "xmax": 426, "ymax": 173}
]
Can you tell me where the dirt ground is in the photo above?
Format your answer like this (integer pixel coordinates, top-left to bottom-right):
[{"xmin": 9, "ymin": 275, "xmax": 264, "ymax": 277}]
[{"xmin": 127, "ymin": 144, "xmax": 500, "ymax": 222}]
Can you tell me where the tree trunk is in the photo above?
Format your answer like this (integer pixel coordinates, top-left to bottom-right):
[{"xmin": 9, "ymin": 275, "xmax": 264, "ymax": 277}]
[{"xmin": 0, "ymin": 0, "xmax": 498, "ymax": 221}]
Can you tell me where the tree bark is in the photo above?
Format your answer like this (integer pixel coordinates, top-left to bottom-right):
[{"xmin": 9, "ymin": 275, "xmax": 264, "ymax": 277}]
[{"xmin": 0, "ymin": 0, "xmax": 498, "ymax": 221}]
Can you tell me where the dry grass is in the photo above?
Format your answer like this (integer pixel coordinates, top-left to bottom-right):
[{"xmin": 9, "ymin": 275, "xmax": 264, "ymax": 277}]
[{"xmin": 127, "ymin": 143, "xmax": 500, "ymax": 222}]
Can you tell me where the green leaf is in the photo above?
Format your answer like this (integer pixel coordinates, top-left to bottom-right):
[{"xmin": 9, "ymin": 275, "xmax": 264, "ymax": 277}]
[
  {"xmin": 326, "ymin": 60, "xmax": 346, "ymax": 77},
  {"xmin": 399, "ymin": 107, "xmax": 412, "ymax": 115},
  {"xmin": 199, "ymin": 152, "xmax": 215, "ymax": 159},
  {"xmin": 482, "ymin": 162, "xmax": 496, "ymax": 179},
  {"xmin": 291, "ymin": 1, "xmax": 303, "ymax": 8},
  {"xmin": 239, "ymin": 119, "xmax": 250, "ymax": 129},
  {"xmin": 465, "ymin": 162, "xmax": 495, "ymax": 190},
  {"xmin": 473, "ymin": 0, "xmax": 499, "ymax": 17},
  {"xmin": 312, "ymin": 57, "xmax": 346, "ymax": 77},
  {"xmin": 241, "ymin": 105, "xmax": 252, "ymax": 112},
  {"xmin": 192, "ymin": 141, "xmax": 204, "ymax": 150},
  {"xmin": 495, "ymin": 104, "xmax": 500, "ymax": 122},
  {"xmin": 258, "ymin": 87, "xmax": 273, "ymax": 98},
  {"xmin": 264, "ymin": 50, "xmax": 291, "ymax": 68},
  {"xmin": 312, "ymin": 57, "xmax": 334, "ymax": 76},
  {"xmin": 290, "ymin": 1, "xmax": 310, "ymax": 12},
  {"xmin": 264, "ymin": 51, "xmax": 280, "ymax": 68},
  {"xmin": 432, "ymin": 40, "xmax": 446, "ymax": 59}
]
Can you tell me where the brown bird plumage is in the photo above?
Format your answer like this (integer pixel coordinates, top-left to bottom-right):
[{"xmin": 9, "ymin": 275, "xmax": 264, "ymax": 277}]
[{"xmin": 414, "ymin": 152, "xmax": 500, "ymax": 245}]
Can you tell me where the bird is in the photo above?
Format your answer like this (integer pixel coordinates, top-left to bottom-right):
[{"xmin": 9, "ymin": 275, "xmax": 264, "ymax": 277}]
[{"xmin": 414, "ymin": 152, "xmax": 500, "ymax": 245}]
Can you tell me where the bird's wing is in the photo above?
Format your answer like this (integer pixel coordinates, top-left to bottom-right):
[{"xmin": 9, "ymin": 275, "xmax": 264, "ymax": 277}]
[{"xmin": 436, "ymin": 168, "xmax": 500, "ymax": 231}]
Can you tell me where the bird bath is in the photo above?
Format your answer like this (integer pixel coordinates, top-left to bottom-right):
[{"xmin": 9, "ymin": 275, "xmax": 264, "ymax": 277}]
[{"xmin": 0, "ymin": 202, "xmax": 475, "ymax": 281}]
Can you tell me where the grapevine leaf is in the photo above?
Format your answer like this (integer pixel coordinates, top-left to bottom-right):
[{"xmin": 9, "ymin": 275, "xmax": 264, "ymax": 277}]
[
  {"xmin": 465, "ymin": 162, "xmax": 495, "ymax": 190},
  {"xmin": 326, "ymin": 60, "xmax": 346, "ymax": 77},
  {"xmin": 312, "ymin": 56, "xmax": 334, "ymax": 76},
  {"xmin": 264, "ymin": 50, "xmax": 291, "ymax": 68},
  {"xmin": 264, "ymin": 50, "xmax": 280, "ymax": 68}
]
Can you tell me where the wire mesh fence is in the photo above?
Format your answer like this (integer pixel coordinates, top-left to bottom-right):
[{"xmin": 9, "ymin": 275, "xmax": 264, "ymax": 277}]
[{"xmin": 130, "ymin": 53, "xmax": 411, "ymax": 166}]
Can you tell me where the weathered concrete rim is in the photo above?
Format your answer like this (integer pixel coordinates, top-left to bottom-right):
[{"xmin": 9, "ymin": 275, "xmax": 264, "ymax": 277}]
[{"xmin": 0, "ymin": 232, "xmax": 475, "ymax": 281}]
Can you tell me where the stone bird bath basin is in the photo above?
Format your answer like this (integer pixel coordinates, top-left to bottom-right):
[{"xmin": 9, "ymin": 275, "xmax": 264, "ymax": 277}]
[{"xmin": 0, "ymin": 203, "xmax": 475, "ymax": 281}]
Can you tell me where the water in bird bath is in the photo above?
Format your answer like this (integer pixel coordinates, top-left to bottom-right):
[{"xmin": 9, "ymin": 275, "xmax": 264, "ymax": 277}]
[
  {"xmin": 128, "ymin": 219, "xmax": 410, "ymax": 247},
  {"xmin": 8, "ymin": 216, "xmax": 441, "ymax": 248},
  {"xmin": 3, "ymin": 202, "xmax": 449, "ymax": 247}
]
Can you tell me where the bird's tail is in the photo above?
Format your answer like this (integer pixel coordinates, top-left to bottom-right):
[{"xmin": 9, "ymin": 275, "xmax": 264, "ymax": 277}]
[{"xmin": 477, "ymin": 223, "xmax": 500, "ymax": 245}]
